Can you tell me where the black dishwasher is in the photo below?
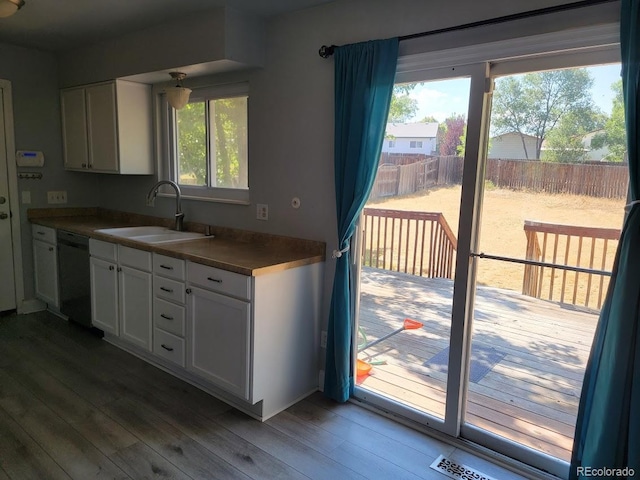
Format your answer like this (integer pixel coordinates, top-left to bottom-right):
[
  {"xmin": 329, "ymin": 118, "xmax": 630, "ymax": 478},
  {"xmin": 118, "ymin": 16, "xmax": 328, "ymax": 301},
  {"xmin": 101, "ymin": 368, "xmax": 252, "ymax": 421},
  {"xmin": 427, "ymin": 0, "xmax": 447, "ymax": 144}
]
[{"xmin": 57, "ymin": 230, "xmax": 92, "ymax": 327}]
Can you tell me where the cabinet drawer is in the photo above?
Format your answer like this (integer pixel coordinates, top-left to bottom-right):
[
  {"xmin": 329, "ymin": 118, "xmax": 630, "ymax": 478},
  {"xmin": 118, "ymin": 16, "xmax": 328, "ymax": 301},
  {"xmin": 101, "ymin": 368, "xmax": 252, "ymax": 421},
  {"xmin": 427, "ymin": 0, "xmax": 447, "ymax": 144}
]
[
  {"xmin": 89, "ymin": 238, "xmax": 117, "ymax": 262},
  {"xmin": 154, "ymin": 276, "xmax": 185, "ymax": 304},
  {"xmin": 153, "ymin": 254, "xmax": 185, "ymax": 281},
  {"xmin": 187, "ymin": 262, "xmax": 251, "ymax": 300},
  {"xmin": 153, "ymin": 297, "xmax": 185, "ymax": 336},
  {"xmin": 153, "ymin": 328, "xmax": 185, "ymax": 368},
  {"xmin": 32, "ymin": 225, "xmax": 56, "ymax": 244},
  {"xmin": 118, "ymin": 245, "xmax": 152, "ymax": 271}
]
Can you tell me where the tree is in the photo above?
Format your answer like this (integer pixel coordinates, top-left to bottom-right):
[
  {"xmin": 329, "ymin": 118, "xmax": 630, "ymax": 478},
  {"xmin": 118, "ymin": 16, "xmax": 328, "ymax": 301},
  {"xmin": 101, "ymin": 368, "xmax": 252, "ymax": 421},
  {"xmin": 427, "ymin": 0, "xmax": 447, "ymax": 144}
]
[
  {"xmin": 388, "ymin": 84, "xmax": 419, "ymax": 123},
  {"xmin": 591, "ymin": 79, "xmax": 627, "ymax": 162},
  {"xmin": 543, "ymin": 108, "xmax": 606, "ymax": 163},
  {"xmin": 438, "ymin": 114, "xmax": 466, "ymax": 156},
  {"xmin": 492, "ymin": 68, "xmax": 597, "ymax": 160}
]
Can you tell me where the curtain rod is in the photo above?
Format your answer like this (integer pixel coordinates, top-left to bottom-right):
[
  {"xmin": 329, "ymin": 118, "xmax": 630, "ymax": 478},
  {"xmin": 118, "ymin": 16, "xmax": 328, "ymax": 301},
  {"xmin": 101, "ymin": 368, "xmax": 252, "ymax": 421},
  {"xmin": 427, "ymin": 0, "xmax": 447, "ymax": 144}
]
[{"xmin": 318, "ymin": 0, "xmax": 619, "ymax": 58}]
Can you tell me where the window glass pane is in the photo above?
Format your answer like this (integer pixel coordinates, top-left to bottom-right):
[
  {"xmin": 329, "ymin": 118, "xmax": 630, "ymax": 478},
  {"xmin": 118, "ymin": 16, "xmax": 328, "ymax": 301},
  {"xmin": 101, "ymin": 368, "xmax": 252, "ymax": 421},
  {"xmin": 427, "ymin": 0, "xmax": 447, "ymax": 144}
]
[
  {"xmin": 210, "ymin": 96, "xmax": 248, "ymax": 189},
  {"xmin": 176, "ymin": 102, "xmax": 206, "ymax": 186}
]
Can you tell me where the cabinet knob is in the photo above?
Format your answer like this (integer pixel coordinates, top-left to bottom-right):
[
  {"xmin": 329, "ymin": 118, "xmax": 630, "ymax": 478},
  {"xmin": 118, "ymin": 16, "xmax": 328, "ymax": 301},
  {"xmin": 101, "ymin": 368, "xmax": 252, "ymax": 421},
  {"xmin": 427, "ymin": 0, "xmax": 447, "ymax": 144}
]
[
  {"xmin": 109, "ymin": 265, "xmax": 115, "ymax": 271},
  {"xmin": 82, "ymin": 163, "xmax": 87, "ymax": 168},
  {"xmin": 48, "ymin": 247, "xmax": 54, "ymax": 252},
  {"xmin": 88, "ymin": 164, "xmax": 93, "ymax": 169},
  {"xmin": 186, "ymin": 288, "xmax": 192, "ymax": 295},
  {"xmin": 117, "ymin": 267, "xmax": 122, "ymax": 272},
  {"xmin": 0, "ymin": 212, "xmax": 8, "ymax": 220}
]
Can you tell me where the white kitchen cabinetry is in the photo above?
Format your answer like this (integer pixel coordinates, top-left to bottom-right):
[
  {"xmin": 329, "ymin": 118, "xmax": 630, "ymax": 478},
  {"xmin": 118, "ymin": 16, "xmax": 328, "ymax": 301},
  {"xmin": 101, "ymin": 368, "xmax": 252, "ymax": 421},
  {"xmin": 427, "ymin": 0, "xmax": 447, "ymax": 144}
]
[
  {"xmin": 89, "ymin": 239, "xmax": 152, "ymax": 350},
  {"xmin": 152, "ymin": 254, "xmax": 187, "ymax": 367},
  {"xmin": 32, "ymin": 225, "xmax": 59, "ymax": 308},
  {"xmin": 61, "ymin": 80, "xmax": 152, "ymax": 174},
  {"xmin": 187, "ymin": 284, "xmax": 251, "ymax": 400}
]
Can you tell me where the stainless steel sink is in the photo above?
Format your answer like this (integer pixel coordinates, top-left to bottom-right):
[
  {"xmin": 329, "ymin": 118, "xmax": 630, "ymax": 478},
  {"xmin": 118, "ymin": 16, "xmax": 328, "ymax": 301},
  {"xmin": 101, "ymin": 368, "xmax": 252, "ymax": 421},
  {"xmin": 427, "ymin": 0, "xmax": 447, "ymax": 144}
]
[{"xmin": 96, "ymin": 226, "xmax": 205, "ymax": 244}]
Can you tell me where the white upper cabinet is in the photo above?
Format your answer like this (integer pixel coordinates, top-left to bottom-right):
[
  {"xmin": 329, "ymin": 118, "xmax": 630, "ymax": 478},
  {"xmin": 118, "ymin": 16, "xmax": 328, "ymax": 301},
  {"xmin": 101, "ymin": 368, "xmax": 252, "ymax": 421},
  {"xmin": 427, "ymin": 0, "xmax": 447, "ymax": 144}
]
[{"xmin": 61, "ymin": 79, "xmax": 153, "ymax": 174}]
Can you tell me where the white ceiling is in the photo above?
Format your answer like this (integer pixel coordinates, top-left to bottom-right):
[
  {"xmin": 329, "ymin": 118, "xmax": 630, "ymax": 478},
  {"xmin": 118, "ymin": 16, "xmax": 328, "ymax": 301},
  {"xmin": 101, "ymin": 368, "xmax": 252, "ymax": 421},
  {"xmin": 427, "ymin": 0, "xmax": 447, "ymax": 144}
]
[{"xmin": 0, "ymin": 0, "xmax": 336, "ymax": 52}]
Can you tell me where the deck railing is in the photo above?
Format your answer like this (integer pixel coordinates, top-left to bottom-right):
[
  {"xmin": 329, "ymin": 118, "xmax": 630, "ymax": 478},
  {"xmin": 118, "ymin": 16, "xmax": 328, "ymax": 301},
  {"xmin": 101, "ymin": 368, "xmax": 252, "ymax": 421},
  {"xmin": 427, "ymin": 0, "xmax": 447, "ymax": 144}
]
[
  {"xmin": 522, "ymin": 220, "xmax": 621, "ymax": 310},
  {"xmin": 362, "ymin": 208, "xmax": 457, "ymax": 278}
]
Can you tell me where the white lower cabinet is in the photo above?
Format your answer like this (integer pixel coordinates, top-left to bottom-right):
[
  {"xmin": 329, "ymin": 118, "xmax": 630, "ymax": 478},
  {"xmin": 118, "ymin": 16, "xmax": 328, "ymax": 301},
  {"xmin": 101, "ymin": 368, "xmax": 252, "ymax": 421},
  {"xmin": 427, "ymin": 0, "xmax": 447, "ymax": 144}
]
[
  {"xmin": 91, "ymin": 243, "xmax": 323, "ymax": 421},
  {"xmin": 152, "ymin": 253, "xmax": 187, "ymax": 367},
  {"xmin": 119, "ymin": 265, "xmax": 152, "ymax": 350},
  {"xmin": 89, "ymin": 256, "xmax": 119, "ymax": 335},
  {"xmin": 89, "ymin": 239, "xmax": 152, "ymax": 350},
  {"xmin": 32, "ymin": 225, "xmax": 59, "ymax": 308},
  {"xmin": 186, "ymin": 285, "xmax": 251, "ymax": 400}
]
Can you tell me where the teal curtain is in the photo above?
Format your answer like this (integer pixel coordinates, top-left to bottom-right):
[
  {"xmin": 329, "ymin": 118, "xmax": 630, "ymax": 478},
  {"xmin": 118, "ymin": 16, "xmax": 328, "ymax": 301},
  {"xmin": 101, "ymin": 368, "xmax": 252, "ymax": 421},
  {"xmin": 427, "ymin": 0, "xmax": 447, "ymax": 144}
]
[
  {"xmin": 323, "ymin": 39, "xmax": 399, "ymax": 402},
  {"xmin": 570, "ymin": 1, "xmax": 640, "ymax": 477}
]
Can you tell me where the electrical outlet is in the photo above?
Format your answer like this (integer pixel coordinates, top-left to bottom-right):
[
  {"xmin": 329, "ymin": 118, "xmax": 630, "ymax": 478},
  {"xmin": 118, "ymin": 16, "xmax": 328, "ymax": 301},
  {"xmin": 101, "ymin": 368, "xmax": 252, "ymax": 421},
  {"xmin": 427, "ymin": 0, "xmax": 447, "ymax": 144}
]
[
  {"xmin": 320, "ymin": 330, "xmax": 327, "ymax": 349},
  {"xmin": 256, "ymin": 203, "xmax": 268, "ymax": 221},
  {"xmin": 47, "ymin": 191, "xmax": 67, "ymax": 204}
]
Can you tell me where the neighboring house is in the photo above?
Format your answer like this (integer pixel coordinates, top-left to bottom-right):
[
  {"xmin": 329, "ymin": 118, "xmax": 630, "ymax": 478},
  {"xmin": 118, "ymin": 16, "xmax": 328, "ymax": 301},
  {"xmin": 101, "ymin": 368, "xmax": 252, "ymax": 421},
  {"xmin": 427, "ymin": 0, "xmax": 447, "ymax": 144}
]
[
  {"xmin": 381, "ymin": 122, "xmax": 438, "ymax": 155},
  {"xmin": 488, "ymin": 132, "xmax": 540, "ymax": 160},
  {"xmin": 582, "ymin": 130, "xmax": 611, "ymax": 161}
]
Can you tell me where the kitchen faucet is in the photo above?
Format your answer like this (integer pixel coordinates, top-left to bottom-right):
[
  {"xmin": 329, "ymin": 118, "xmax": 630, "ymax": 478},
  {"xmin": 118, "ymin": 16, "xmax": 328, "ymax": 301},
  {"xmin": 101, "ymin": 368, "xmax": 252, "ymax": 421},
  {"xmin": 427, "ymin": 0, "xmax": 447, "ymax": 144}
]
[{"xmin": 146, "ymin": 180, "xmax": 185, "ymax": 231}]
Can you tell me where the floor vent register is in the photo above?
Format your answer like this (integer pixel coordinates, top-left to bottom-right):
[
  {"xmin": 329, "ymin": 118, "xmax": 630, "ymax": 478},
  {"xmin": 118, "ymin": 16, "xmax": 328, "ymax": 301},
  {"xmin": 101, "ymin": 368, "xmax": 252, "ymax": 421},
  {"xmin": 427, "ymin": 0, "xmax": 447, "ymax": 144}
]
[{"xmin": 430, "ymin": 455, "xmax": 498, "ymax": 480}]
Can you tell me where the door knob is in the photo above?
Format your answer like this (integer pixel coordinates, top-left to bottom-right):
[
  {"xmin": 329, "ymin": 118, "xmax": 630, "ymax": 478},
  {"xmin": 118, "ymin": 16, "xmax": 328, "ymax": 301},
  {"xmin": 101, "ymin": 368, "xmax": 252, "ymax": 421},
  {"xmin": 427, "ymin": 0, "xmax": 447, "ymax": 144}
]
[{"xmin": 0, "ymin": 212, "xmax": 8, "ymax": 220}]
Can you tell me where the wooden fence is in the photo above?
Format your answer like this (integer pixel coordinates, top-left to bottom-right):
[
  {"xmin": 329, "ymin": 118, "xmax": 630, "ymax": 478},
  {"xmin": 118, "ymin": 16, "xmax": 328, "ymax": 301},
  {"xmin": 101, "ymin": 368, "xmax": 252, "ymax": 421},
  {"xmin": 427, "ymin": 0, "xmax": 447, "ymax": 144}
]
[
  {"xmin": 522, "ymin": 220, "xmax": 621, "ymax": 310},
  {"xmin": 361, "ymin": 208, "xmax": 457, "ymax": 278},
  {"xmin": 369, "ymin": 156, "xmax": 629, "ymax": 199}
]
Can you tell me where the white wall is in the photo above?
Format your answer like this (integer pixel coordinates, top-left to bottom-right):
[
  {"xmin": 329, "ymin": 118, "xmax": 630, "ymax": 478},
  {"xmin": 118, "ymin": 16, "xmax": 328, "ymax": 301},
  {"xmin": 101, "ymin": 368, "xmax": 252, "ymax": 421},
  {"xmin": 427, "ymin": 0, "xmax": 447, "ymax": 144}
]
[
  {"xmin": 381, "ymin": 137, "xmax": 437, "ymax": 155},
  {"xmin": 489, "ymin": 133, "xmax": 540, "ymax": 160}
]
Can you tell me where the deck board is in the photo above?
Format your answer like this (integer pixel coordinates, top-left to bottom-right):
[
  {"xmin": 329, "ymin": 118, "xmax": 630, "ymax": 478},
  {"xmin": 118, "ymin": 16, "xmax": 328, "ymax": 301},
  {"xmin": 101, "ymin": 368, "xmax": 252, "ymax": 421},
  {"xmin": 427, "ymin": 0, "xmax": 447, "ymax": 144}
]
[{"xmin": 357, "ymin": 266, "xmax": 598, "ymax": 462}]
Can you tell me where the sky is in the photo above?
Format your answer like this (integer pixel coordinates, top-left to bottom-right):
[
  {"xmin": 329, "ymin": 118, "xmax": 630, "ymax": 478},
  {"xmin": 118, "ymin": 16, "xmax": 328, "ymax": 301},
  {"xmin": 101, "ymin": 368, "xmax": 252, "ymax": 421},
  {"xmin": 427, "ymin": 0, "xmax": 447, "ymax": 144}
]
[{"xmin": 408, "ymin": 63, "xmax": 622, "ymax": 123}]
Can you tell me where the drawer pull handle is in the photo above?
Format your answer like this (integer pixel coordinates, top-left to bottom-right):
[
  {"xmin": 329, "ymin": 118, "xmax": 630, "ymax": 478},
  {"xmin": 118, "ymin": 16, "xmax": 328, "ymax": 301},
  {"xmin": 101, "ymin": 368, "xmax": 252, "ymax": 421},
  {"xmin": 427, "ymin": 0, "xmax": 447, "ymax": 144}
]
[
  {"xmin": 186, "ymin": 288, "xmax": 192, "ymax": 295},
  {"xmin": 160, "ymin": 287, "xmax": 173, "ymax": 293},
  {"xmin": 160, "ymin": 264, "xmax": 174, "ymax": 270},
  {"xmin": 37, "ymin": 231, "xmax": 45, "ymax": 235},
  {"xmin": 161, "ymin": 344, "xmax": 174, "ymax": 352},
  {"xmin": 160, "ymin": 314, "xmax": 174, "ymax": 320},
  {"xmin": 207, "ymin": 277, "xmax": 222, "ymax": 283}
]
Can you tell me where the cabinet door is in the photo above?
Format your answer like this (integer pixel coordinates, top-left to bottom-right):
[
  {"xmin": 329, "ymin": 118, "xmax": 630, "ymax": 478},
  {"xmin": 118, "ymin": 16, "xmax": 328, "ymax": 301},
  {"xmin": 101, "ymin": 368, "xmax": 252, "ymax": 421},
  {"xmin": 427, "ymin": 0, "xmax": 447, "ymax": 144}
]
[
  {"xmin": 33, "ymin": 240, "xmax": 59, "ymax": 308},
  {"xmin": 60, "ymin": 88, "xmax": 88, "ymax": 170},
  {"xmin": 86, "ymin": 83, "xmax": 119, "ymax": 172},
  {"xmin": 186, "ymin": 286, "xmax": 251, "ymax": 400},
  {"xmin": 119, "ymin": 265, "xmax": 153, "ymax": 351},
  {"xmin": 90, "ymin": 256, "xmax": 118, "ymax": 335}
]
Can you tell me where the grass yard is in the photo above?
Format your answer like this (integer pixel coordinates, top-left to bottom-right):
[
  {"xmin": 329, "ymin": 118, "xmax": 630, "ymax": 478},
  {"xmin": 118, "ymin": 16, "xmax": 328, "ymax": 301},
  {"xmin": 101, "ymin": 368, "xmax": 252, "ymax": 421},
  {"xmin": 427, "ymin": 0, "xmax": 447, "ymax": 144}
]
[{"xmin": 367, "ymin": 185, "xmax": 625, "ymax": 309}]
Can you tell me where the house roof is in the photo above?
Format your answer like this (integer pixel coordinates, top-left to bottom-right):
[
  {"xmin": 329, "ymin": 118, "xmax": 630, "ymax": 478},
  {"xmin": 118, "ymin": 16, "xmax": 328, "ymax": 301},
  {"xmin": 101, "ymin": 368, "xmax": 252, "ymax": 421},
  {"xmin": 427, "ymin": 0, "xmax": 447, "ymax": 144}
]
[
  {"xmin": 386, "ymin": 122, "xmax": 439, "ymax": 139},
  {"xmin": 491, "ymin": 131, "xmax": 540, "ymax": 141}
]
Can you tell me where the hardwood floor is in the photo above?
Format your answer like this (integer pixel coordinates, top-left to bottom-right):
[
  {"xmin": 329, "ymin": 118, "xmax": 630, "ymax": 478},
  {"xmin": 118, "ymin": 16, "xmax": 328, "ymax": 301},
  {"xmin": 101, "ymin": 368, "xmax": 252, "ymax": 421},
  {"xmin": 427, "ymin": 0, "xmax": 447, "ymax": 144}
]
[{"xmin": 0, "ymin": 310, "xmax": 534, "ymax": 480}]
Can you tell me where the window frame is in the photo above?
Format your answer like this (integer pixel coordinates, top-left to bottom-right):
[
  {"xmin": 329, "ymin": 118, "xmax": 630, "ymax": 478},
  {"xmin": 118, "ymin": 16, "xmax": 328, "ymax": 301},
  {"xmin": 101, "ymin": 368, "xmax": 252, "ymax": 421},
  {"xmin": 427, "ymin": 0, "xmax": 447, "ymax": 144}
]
[{"xmin": 159, "ymin": 82, "xmax": 250, "ymax": 205}]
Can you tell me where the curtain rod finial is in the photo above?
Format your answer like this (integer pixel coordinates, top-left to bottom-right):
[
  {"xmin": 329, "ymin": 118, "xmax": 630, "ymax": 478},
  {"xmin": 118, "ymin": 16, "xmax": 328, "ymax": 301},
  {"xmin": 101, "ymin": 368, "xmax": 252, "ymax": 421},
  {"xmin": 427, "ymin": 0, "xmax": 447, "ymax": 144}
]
[{"xmin": 319, "ymin": 45, "xmax": 336, "ymax": 58}]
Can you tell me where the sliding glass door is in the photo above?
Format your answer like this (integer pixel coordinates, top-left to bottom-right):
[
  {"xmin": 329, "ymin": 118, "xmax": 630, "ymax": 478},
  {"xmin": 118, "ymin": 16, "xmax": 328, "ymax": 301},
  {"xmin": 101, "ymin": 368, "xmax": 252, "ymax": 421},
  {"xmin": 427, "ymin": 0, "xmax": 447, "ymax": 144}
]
[{"xmin": 353, "ymin": 45, "xmax": 625, "ymax": 478}]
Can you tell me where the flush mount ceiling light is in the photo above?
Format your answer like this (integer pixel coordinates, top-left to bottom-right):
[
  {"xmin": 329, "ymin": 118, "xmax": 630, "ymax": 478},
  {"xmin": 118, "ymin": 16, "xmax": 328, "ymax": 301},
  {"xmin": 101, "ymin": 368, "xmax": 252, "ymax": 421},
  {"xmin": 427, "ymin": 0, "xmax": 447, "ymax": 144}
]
[
  {"xmin": 165, "ymin": 72, "xmax": 192, "ymax": 110},
  {"xmin": 0, "ymin": 0, "xmax": 25, "ymax": 18}
]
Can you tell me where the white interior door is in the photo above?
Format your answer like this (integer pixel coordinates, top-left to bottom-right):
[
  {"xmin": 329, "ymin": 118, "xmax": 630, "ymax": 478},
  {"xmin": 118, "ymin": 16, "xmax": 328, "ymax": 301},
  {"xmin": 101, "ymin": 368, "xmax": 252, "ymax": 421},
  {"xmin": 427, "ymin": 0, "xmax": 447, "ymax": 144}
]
[{"xmin": 0, "ymin": 88, "xmax": 16, "ymax": 312}]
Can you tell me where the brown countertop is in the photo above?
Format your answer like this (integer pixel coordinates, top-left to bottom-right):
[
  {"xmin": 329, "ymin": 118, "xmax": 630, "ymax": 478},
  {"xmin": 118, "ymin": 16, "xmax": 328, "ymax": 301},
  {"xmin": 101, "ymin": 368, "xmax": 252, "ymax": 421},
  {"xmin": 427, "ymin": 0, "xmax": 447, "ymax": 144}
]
[{"xmin": 29, "ymin": 208, "xmax": 326, "ymax": 276}]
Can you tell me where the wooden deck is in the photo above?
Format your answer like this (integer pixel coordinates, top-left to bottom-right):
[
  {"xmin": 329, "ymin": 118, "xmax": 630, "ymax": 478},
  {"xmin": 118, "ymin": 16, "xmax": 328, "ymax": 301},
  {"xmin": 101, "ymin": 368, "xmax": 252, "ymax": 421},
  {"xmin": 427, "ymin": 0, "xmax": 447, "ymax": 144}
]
[{"xmin": 357, "ymin": 266, "xmax": 599, "ymax": 462}]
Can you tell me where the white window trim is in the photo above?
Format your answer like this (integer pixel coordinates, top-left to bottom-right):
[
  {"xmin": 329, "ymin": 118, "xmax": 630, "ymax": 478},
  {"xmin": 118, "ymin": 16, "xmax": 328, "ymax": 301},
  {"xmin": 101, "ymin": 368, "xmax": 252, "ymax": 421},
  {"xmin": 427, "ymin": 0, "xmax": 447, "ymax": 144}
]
[{"xmin": 158, "ymin": 81, "xmax": 250, "ymax": 205}]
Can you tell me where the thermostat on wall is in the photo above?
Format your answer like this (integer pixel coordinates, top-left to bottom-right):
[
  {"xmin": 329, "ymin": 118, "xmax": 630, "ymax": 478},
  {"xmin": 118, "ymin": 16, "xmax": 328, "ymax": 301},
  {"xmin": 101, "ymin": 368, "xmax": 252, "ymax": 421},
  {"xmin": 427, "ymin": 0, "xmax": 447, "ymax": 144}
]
[{"xmin": 16, "ymin": 150, "xmax": 44, "ymax": 167}]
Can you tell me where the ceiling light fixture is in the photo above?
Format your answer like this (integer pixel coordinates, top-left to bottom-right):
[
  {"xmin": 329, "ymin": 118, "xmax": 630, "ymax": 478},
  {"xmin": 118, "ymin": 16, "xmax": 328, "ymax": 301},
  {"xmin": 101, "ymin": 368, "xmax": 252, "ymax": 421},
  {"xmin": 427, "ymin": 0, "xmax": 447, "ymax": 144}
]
[
  {"xmin": 165, "ymin": 72, "xmax": 192, "ymax": 110},
  {"xmin": 0, "ymin": 0, "xmax": 24, "ymax": 18}
]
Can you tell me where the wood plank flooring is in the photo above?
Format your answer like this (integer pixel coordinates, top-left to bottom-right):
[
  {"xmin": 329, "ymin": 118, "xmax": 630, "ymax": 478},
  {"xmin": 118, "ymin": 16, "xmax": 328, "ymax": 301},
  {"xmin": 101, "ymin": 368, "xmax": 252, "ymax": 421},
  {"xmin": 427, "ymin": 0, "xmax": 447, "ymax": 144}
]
[
  {"xmin": 0, "ymin": 311, "xmax": 532, "ymax": 480},
  {"xmin": 357, "ymin": 267, "xmax": 598, "ymax": 463}
]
